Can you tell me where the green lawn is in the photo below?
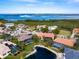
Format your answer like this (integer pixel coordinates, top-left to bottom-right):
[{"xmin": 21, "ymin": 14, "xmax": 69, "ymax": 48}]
[{"xmin": 59, "ymin": 30, "xmax": 71, "ymax": 36}]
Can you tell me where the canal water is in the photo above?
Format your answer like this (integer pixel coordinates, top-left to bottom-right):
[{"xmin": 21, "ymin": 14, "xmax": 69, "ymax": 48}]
[{"xmin": 25, "ymin": 46, "xmax": 56, "ymax": 59}]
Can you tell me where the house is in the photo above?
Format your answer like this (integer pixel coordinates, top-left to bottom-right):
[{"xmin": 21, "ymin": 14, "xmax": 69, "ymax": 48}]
[
  {"xmin": 48, "ymin": 26, "xmax": 58, "ymax": 32},
  {"xmin": 54, "ymin": 38, "xmax": 75, "ymax": 47},
  {"xmin": 16, "ymin": 24, "xmax": 27, "ymax": 29},
  {"xmin": 36, "ymin": 25, "xmax": 47, "ymax": 31},
  {"xmin": 16, "ymin": 24, "xmax": 28, "ymax": 34},
  {"xmin": 26, "ymin": 26, "xmax": 36, "ymax": 31},
  {"xmin": 2, "ymin": 41, "xmax": 21, "ymax": 55},
  {"xmin": 0, "ymin": 41, "xmax": 21, "ymax": 58},
  {"xmin": 37, "ymin": 25, "xmax": 47, "ymax": 29},
  {"xmin": 16, "ymin": 33, "xmax": 33, "ymax": 44},
  {"xmin": 71, "ymin": 28, "xmax": 79, "ymax": 39},
  {"xmin": 36, "ymin": 32, "xmax": 55, "ymax": 40},
  {"xmin": 0, "ymin": 26, "xmax": 4, "ymax": 30},
  {"xmin": 2, "ymin": 41, "xmax": 16, "ymax": 46},
  {"xmin": 3, "ymin": 28, "xmax": 14, "ymax": 35},
  {"xmin": 0, "ymin": 43, "xmax": 10, "ymax": 59},
  {"xmin": 4, "ymin": 23, "xmax": 14, "ymax": 28},
  {"xmin": 73, "ymin": 28, "xmax": 79, "ymax": 34},
  {"xmin": 10, "ymin": 31, "xmax": 19, "ymax": 36}
]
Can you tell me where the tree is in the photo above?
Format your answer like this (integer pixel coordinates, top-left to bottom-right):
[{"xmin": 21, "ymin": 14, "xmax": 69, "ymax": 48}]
[
  {"xmin": 52, "ymin": 29, "xmax": 59, "ymax": 34},
  {"xmin": 32, "ymin": 35, "xmax": 39, "ymax": 43},
  {"xmin": 41, "ymin": 28, "xmax": 48, "ymax": 33},
  {"xmin": 0, "ymin": 34, "xmax": 12, "ymax": 40},
  {"xmin": 75, "ymin": 39, "xmax": 79, "ymax": 50},
  {"xmin": 10, "ymin": 26, "xmax": 16, "ymax": 31}
]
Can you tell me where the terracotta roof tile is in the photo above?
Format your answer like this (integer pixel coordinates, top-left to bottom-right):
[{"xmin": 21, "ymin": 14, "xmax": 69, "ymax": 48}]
[{"xmin": 54, "ymin": 38, "xmax": 75, "ymax": 47}]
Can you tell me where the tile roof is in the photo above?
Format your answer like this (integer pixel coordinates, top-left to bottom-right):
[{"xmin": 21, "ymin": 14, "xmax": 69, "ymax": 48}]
[
  {"xmin": 54, "ymin": 38, "xmax": 75, "ymax": 47},
  {"xmin": 2, "ymin": 41, "xmax": 16, "ymax": 45},
  {"xmin": 73, "ymin": 28, "xmax": 79, "ymax": 33},
  {"xmin": 17, "ymin": 33, "xmax": 32, "ymax": 41},
  {"xmin": 36, "ymin": 32, "xmax": 55, "ymax": 38},
  {"xmin": 0, "ymin": 44, "xmax": 10, "ymax": 58}
]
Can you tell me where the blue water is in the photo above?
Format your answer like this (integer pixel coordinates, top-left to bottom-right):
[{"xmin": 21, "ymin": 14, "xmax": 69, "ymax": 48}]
[
  {"xmin": 25, "ymin": 47, "xmax": 56, "ymax": 59},
  {"xmin": 0, "ymin": 14, "xmax": 79, "ymax": 21}
]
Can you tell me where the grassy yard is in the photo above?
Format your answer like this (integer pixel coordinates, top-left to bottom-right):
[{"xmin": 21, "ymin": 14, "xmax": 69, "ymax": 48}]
[{"xmin": 59, "ymin": 30, "xmax": 71, "ymax": 36}]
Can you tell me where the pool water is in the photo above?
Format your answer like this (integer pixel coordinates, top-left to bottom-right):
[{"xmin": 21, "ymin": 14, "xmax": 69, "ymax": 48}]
[{"xmin": 25, "ymin": 47, "xmax": 56, "ymax": 59}]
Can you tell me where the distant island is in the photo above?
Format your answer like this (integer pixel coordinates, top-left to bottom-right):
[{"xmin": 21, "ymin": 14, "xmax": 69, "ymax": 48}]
[{"xmin": 1, "ymin": 14, "xmax": 79, "ymax": 21}]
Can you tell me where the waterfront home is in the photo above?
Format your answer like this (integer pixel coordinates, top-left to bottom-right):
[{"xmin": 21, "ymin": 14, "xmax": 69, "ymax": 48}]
[
  {"xmin": 54, "ymin": 38, "xmax": 75, "ymax": 47},
  {"xmin": 16, "ymin": 33, "xmax": 32, "ymax": 44},
  {"xmin": 2, "ymin": 41, "xmax": 16, "ymax": 45},
  {"xmin": 48, "ymin": 26, "xmax": 58, "ymax": 32},
  {"xmin": 2, "ymin": 41, "xmax": 21, "ymax": 55},
  {"xmin": 36, "ymin": 32, "xmax": 55, "ymax": 40},
  {"xmin": 4, "ymin": 23, "xmax": 14, "ymax": 28},
  {"xmin": 0, "ymin": 43, "xmax": 10, "ymax": 59}
]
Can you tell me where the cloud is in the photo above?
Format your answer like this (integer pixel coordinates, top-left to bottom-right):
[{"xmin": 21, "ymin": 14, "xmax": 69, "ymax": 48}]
[
  {"xmin": 73, "ymin": 0, "xmax": 79, "ymax": 2},
  {"xmin": 42, "ymin": 2, "xmax": 54, "ymax": 5},
  {"xmin": 13, "ymin": 0, "xmax": 38, "ymax": 3},
  {"xmin": 67, "ymin": 0, "xmax": 79, "ymax": 3},
  {"xmin": 0, "ymin": 5, "xmax": 71, "ymax": 14},
  {"xmin": 0, "ymin": 0, "xmax": 79, "ymax": 14}
]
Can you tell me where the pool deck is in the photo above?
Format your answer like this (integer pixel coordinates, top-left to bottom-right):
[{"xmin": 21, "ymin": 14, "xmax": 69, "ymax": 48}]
[{"xmin": 25, "ymin": 45, "xmax": 65, "ymax": 59}]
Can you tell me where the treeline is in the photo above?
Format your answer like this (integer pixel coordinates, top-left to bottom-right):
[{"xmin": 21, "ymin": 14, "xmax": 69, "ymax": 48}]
[
  {"xmin": 0, "ymin": 19, "xmax": 79, "ymax": 30},
  {"xmin": 14, "ymin": 19, "xmax": 79, "ymax": 31}
]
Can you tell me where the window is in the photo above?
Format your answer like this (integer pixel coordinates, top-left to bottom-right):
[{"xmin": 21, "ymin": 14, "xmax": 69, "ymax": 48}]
[{"xmin": 3, "ymin": 53, "xmax": 6, "ymax": 56}]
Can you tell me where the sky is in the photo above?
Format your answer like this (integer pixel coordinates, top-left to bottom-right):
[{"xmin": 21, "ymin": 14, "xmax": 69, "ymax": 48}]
[{"xmin": 0, "ymin": 0, "xmax": 79, "ymax": 14}]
